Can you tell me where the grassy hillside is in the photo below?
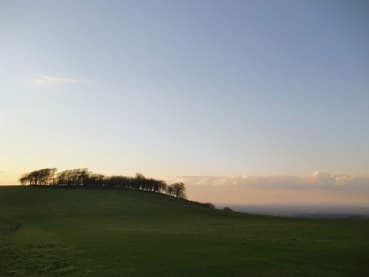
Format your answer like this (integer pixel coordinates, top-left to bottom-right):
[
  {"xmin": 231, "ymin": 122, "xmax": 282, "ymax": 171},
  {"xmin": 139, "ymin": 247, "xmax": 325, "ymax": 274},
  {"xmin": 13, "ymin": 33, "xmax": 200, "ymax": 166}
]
[{"xmin": 0, "ymin": 187, "xmax": 368, "ymax": 276}]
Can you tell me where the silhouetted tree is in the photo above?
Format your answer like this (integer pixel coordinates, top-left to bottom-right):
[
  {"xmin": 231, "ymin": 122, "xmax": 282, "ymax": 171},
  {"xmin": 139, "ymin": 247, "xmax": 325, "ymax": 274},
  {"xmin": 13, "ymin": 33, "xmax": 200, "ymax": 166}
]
[
  {"xmin": 173, "ymin": 182, "xmax": 186, "ymax": 198},
  {"xmin": 19, "ymin": 168, "xmax": 56, "ymax": 186},
  {"xmin": 167, "ymin": 185, "xmax": 174, "ymax": 196},
  {"xmin": 167, "ymin": 182, "xmax": 186, "ymax": 199},
  {"xmin": 19, "ymin": 175, "xmax": 28, "ymax": 186}
]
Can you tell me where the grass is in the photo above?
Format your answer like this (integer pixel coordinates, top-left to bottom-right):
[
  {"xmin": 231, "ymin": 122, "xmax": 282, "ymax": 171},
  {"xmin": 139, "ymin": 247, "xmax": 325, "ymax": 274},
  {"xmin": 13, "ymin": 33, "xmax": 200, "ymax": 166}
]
[{"xmin": 0, "ymin": 186, "xmax": 368, "ymax": 276}]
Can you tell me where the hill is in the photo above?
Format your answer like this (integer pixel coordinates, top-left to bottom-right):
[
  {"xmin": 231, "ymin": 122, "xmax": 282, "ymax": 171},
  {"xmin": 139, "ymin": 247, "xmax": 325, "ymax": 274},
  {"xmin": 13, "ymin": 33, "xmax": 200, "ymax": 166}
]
[{"xmin": 0, "ymin": 186, "xmax": 368, "ymax": 276}]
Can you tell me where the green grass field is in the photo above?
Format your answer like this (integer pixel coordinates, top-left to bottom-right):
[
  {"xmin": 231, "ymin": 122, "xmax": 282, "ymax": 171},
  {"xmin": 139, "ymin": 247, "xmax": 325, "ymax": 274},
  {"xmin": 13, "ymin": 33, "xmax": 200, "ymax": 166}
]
[{"xmin": 1, "ymin": 186, "xmax": 368, "ymax": 276}]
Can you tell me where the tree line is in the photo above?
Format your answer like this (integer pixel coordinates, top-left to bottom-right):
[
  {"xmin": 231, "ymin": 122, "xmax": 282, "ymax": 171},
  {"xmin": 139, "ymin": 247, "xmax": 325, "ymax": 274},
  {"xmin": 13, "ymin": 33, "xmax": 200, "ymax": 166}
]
[{"xmin": 19, "ymin": 168, "xmax": 186, "ymax": 198}]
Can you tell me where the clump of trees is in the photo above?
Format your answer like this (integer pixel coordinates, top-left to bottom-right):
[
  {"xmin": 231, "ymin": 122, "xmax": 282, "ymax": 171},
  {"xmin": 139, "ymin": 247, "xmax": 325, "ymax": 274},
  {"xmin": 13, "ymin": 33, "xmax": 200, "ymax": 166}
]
[
  {"xmin": 19, "ymin": 168, "xmax": 57, "ymax": 186},
  {"xmin": 19, "ymin": 168, "xmax": 186, "ymax": 199}
]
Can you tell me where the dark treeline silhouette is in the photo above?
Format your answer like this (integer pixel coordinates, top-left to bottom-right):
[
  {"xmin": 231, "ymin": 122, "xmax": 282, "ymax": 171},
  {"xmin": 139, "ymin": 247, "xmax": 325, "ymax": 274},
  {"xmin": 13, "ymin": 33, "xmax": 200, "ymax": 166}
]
[{"xmin": 19, "ymin": 168, "xmax": 186, "ymax": 199}]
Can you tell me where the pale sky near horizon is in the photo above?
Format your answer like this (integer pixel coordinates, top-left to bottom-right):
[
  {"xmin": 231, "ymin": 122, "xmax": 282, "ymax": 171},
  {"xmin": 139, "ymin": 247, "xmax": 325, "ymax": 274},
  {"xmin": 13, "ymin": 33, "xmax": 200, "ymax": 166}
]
[{"xmin": 1, "ymin": 1, "xmax": 369, "ymax": 203}]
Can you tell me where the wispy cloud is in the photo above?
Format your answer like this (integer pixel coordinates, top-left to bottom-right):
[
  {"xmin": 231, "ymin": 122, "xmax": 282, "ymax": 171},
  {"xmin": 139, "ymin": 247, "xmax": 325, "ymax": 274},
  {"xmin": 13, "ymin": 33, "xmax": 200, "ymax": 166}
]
[{"xmin": 32, "ymin": 75, "xmax": 80, "ymax": 86}]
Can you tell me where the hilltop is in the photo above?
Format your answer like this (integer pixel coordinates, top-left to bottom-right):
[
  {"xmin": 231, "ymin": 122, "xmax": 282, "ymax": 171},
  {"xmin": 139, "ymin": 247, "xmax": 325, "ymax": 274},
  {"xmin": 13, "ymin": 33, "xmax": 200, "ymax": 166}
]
[{"xmin": 1, "ymin": 186, "xmax": 368, "ymax": 276}]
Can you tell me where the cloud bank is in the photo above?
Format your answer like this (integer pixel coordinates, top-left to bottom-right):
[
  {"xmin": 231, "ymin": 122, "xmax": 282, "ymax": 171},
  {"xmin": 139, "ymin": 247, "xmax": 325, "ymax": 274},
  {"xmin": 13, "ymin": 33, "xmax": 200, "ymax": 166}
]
[{"xmin": 174, "ymin": 172, "xmax": 369, "ymax": 205}]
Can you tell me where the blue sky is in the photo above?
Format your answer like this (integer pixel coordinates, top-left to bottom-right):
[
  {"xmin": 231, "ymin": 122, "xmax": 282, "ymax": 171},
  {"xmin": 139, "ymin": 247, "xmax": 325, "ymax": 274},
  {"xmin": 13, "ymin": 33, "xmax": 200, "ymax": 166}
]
[{"xmin": 1, "ymin": 0, "xmax": 369, "ymax": 188}]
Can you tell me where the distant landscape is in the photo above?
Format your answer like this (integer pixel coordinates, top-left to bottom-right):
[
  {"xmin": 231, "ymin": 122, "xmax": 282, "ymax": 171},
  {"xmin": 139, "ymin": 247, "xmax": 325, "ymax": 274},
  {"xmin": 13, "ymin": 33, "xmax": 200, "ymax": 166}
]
[{"xmin": 221, "ymin": 204, "xmax": 369, "ymax": 218}]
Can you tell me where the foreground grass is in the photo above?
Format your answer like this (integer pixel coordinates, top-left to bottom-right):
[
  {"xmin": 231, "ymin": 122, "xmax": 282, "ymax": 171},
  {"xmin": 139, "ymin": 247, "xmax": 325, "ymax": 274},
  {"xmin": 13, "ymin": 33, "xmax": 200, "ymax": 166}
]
[{"xmin": 0, "ymin": 187, "xmax": 368, "ymax": 276}]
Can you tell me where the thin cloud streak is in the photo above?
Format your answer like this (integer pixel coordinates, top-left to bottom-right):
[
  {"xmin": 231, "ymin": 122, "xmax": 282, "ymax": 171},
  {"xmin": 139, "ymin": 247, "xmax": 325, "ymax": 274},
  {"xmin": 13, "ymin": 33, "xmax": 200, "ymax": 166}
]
[{"xmin": 31, "ymin": 75, "xmax": 80, "ymax": 86}]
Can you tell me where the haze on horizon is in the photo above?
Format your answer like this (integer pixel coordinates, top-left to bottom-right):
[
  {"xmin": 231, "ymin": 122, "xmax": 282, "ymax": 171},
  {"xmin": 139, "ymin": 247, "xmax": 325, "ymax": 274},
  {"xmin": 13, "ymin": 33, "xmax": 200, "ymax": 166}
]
[{"xmin": 1, "ymin": 0, "xmax": 368, "ymax": 205}]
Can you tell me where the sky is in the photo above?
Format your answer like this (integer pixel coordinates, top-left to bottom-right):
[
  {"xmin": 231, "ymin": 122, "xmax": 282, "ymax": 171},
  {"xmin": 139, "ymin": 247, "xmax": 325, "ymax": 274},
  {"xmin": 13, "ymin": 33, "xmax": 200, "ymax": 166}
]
[{"xmin": 1, "ymin": 0, "xmax": 369, "ymax": 204}]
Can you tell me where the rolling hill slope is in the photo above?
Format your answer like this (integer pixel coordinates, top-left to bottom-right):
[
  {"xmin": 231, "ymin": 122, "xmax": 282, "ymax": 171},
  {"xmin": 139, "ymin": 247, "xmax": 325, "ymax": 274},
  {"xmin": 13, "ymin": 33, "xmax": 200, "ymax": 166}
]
[{"xmin": 0, "ymin": 186, "xmax": 368, "ymax": 276}]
